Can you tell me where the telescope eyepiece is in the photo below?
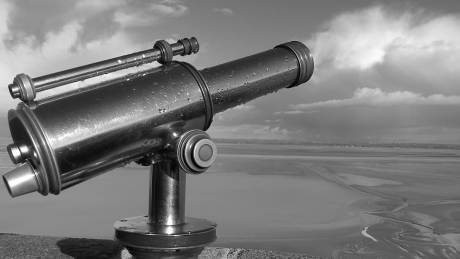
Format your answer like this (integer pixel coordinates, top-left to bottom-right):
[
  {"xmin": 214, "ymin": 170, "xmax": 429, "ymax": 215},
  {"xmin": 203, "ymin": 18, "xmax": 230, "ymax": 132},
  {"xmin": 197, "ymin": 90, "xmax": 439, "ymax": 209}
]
[
  {"xmin": 3, "ymin": 160, "xmax": 42, "ymax": 197},
  {"xmin": 7, "ymin": 142, "xmax": 31, "ymax": 165},
  {"xmin": 178, "ymin": 37, "xmax": 199, "ymax": 56},
  {"xmin": 8, "ymin": 83, "xmax": 20, "ymax": 99}
]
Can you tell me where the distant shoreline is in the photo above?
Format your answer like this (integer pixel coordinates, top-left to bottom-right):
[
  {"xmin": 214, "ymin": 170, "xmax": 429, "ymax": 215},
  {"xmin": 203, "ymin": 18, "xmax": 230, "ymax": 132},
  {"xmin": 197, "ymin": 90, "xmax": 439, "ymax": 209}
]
[
  {"xmin": 1, "ymin": 138, "xmax": 459, "ymax": 152},
  {"xmin": 213, "ymin": 138, "xmax": 460, "ymax": 150}
]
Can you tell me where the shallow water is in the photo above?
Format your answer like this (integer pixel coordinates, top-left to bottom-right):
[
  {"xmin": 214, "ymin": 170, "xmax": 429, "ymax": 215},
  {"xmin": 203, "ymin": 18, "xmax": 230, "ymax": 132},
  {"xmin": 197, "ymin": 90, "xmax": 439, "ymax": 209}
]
[{"xmin": 1, "ymin": 143, "xmax": 460, "ymax": 258}]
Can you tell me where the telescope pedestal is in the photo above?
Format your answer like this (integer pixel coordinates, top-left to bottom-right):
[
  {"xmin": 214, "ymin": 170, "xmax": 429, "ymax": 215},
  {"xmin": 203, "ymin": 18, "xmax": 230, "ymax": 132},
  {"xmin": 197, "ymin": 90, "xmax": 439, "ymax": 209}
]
[
  {"xmin": 114, "ymin": 159, "xmax": 217, "ymax": 259},
  {"xmin": 114, "ymin": 216, "xmax": 216, "ymax": 259}
]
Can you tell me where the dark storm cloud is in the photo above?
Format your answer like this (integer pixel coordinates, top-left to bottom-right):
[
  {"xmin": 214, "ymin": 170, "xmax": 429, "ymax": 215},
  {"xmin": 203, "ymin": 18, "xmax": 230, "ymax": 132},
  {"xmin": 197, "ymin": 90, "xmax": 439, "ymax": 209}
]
[{"xmin": 3, "ymin": 0, "xmax": 189, "ymax": 50}]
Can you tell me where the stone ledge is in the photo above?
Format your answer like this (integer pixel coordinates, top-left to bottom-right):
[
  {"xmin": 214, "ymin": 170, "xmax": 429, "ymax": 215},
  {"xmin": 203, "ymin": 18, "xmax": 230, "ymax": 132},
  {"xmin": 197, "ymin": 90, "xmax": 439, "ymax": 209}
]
[{"xmin": 0, "ymin": 233, "xmax": 331, "ymax": 259}]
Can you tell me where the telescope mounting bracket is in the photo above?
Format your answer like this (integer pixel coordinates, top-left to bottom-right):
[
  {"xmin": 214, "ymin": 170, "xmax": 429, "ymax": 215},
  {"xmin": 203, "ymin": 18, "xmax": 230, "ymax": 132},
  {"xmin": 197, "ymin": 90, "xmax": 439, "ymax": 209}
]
[{"xmin": 114, "ymin": 129, "xmax": 217, "ymax": 259}]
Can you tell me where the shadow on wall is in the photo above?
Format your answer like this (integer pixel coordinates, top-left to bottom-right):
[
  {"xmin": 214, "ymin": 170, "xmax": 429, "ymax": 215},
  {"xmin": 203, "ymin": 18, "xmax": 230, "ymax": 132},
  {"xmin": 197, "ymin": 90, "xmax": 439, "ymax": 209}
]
[{"xmin": 57, "ymin": 238, "xmax": 124, "ymax": 259}]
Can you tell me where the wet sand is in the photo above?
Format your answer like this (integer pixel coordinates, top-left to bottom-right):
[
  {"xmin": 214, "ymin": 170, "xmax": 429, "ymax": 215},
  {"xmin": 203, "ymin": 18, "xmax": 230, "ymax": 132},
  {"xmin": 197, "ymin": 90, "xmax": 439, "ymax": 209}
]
[{"xmin": 1, "ymin": 143, "xmax": 460, "ymax": 258}]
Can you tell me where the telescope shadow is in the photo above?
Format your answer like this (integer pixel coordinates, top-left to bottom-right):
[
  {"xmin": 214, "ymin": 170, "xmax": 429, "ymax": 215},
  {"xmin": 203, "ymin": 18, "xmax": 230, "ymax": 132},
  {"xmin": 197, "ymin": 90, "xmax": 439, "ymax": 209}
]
[{"xmin": 56, "ymin": 238, "xmax": 125, "ymax": 259}]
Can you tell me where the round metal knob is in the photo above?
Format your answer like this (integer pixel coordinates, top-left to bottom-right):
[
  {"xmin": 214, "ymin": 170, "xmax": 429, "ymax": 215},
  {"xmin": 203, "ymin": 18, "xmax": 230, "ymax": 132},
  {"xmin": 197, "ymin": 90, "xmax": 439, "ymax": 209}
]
[
  {"xmin": 193, "ymin": 139, "xmax": 216, "ymax": 168},
  {"xmin": 175, "ymin": 130, "xmax": 217, "ymax": 174},
  {"xmin": 11, "ymin": 73, "xmax": 36, "ymax": 102}
]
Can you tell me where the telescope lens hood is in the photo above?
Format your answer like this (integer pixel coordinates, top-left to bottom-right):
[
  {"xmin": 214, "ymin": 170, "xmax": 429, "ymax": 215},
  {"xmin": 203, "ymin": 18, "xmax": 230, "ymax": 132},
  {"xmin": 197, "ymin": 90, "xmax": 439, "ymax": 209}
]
[{"xmin": 275, "ymin": 41, "xmax": 314, "ymax": 88}]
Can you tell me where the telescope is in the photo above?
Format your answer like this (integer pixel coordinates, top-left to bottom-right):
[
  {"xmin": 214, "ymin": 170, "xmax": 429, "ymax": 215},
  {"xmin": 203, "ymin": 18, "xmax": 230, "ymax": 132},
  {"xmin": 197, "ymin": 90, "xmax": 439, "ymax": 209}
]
[{"xmin": 3, "ymin": 37, "xmax": 313, "ymax": 258}]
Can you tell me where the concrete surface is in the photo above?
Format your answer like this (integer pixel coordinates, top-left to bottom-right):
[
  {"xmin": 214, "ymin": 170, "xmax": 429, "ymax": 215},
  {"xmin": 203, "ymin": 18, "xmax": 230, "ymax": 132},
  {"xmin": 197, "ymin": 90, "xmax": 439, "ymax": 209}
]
[{"xmin": 0, "ymin": 233, "xmax": 331, "ymax": 259}]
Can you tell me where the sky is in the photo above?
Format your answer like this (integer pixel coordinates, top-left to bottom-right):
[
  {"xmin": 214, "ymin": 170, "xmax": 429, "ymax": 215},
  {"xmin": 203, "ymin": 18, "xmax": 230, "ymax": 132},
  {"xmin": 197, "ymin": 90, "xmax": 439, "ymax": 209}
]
[{"xmin": 0, "ymin": 0, "xmax": 459, "ymax": 144}]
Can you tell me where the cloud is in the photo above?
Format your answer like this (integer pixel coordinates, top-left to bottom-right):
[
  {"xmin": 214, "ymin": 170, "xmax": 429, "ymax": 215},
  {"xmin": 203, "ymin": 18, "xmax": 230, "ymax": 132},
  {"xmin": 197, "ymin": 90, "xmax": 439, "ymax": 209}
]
[
  {"xmin": 292, "ymin": 88, "xmax": 460, "ymax": 109},
  {"xmin": 233, "ymin": 105, "xmax": 254, "ymax": 110},
  {"xmin": 275, "ymin": 5, "xmax": 460, "ymax": 143},
  {"xmin": 208, "ymin": 124, "xmax": 294, "ymax": 140},
  {"xmin": 302, "ymin": 4, "xmax": 460, "ymax": 102},
  {"xmin": 307, "ymin": 5, "xmax": 460, "ymax": 71},
  {"xmin": 265, "ymin": 119, "xmax": 282, "ymax": 123},
  {"xmin": 0, "ymin": 0, "xmax": 194, "ymax": 117},
  {"xmin": 253, "ymin": 126, "xmax": 289, "ymax": 136},
  {"xmin": 75, "ymin": 0, "xmax": 125, "ymax": 15},
  {"xmin": 3, "ymin": 0, "xmax": 190, "ymax": 49},
  {"xmin": 114, "ymin": 1, "xmax": 188, "ymax": 28},
  {"xmin": 149, "ymin": 2, "xmax": 188, "ymax": 17},
  {"xmin": 213, "ymin": 8, "xmax": 233, "ymax": 16},
  {"xmin": 275, "ymin": 110, "xmax": 306, "ymax": 115}
]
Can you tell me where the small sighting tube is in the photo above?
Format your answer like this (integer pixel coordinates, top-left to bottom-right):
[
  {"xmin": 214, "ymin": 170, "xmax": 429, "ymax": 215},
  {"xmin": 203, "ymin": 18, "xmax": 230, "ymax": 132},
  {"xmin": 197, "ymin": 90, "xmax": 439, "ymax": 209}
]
[{"xmin": 8, "ymin": 37, "xmax": 199, "ymax": 102}]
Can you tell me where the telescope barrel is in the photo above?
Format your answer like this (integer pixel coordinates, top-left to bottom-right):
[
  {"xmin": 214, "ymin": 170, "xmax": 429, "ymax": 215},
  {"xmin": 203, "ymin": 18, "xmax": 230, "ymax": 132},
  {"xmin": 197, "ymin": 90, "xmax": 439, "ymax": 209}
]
[
  {"xmin": 3, "ymin": 41, "xmax": 313, "ymax": 197},
  {"xmin": 203, "ymin": 41, "xmax": 313, "ymax": 114},
  {"xmin": 8, "ymin": 38, "xmax": 199, "ymax": 102}
]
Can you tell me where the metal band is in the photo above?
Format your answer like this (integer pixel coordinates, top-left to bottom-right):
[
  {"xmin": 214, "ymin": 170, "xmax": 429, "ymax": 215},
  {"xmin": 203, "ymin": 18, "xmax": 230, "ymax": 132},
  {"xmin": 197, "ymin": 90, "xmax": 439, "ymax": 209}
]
[
  {"xmin": 178, "ymin": 38, "xmax": 192, "ymax": 56},
  {"xmin": 114, "ymin": 216, "xmax": 216, "ymax": 250},
  {"xmin": 19, "ymin": 104, "xmax": 61, "ymax": 195},
  {"xmin": 9, "ymin": 83, "xmax": 20, "ymax": 99},
  {"xmin": 175, "ymin": 129, "xmax": 208, "ymax": 174},
  {"xmin": 172, "ymin": 61, "xmax": 213, "ymax": 131},
  {"xmin": 275, "ymin": 41, "xmax": 314, "ymax": 88},
  {"xmin": 15, "ymin": 74, "xmax": 36, "ymax": 102},
  {"xmin": 154, "ymin": 40, "xmax": 173, "ymax": 64},
  {"xmin": 189, "ymin": 37, "xmax": 199, "ymax": 54}
]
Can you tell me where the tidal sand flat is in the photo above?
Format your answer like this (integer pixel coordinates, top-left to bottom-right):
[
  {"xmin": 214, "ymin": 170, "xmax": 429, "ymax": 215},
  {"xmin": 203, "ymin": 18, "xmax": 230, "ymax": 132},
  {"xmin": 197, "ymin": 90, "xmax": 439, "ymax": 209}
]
[{"xmin": 1, "ymin": 143, "xmax": 459, "ymax": 258}]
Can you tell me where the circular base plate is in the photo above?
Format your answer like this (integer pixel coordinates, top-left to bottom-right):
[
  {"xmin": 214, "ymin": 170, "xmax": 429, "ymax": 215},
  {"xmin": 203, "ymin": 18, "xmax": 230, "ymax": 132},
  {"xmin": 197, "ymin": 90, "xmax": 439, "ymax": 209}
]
[{"xmin": 114, "ymin": 216, "xmax": 217, "ymax": 259}]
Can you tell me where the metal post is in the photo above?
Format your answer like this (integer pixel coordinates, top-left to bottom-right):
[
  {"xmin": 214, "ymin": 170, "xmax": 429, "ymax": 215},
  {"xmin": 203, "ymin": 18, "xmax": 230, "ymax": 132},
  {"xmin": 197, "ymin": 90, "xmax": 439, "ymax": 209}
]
[{"xmin": 149, "ymin": 161, "xmax": 186, "ymax": 226}]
